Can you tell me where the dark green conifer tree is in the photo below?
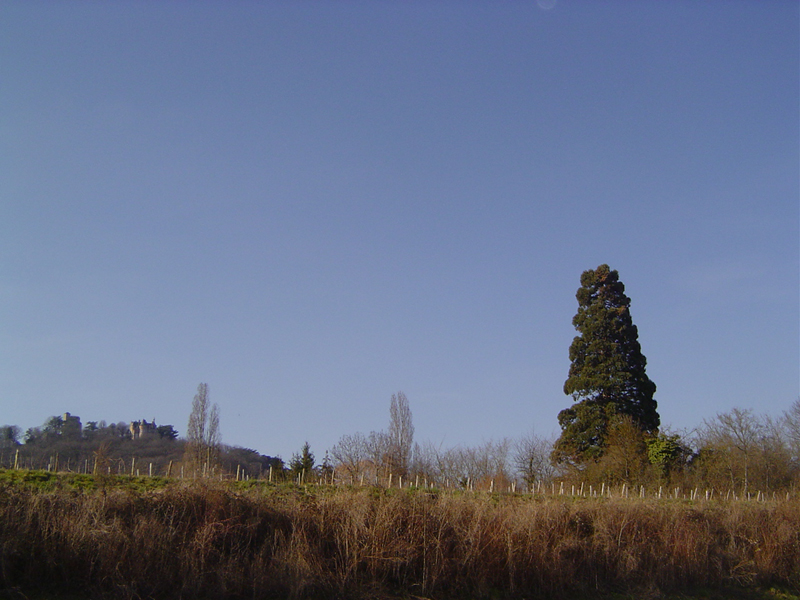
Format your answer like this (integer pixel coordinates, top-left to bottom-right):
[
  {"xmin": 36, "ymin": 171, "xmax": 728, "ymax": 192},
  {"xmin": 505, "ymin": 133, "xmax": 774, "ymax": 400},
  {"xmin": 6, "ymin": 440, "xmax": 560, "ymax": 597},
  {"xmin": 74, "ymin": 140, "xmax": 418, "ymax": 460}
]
[
  {"xmin": 290, "ymin": 441, "xmax": 315, "ymax": 480},
  {"xmin": 554, "ymin": 264, "xmax": 659, "ymax": 463}
]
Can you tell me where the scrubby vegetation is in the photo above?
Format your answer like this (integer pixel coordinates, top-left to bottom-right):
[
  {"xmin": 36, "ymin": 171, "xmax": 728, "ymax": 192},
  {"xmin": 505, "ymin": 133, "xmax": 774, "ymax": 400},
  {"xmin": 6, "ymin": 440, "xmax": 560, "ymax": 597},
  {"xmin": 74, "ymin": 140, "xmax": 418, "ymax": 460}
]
[{"xmin": 0, "ymin": 472, "xmax": 798, "ymax": 600}]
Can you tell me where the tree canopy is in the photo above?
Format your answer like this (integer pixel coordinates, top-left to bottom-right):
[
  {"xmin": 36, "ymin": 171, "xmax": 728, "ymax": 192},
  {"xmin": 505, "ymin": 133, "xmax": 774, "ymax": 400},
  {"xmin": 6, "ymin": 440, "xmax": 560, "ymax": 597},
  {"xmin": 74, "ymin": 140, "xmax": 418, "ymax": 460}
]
[{"xmin": 555, "ymin": 264, "xmax": 659, "ymax": 463}]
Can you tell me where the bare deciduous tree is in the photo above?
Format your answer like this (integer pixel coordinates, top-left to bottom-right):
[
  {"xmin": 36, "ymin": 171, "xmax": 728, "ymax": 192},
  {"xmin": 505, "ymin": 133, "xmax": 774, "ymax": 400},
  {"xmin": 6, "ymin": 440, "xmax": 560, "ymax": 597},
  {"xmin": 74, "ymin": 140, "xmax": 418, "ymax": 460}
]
[
  {"xmin": 388, "ymin": 391, "xmax": 414, "ymax": 478},
  {"xmin": 514, "ymin": 430, "xmax": 558, "ymax": 491},
  {"xmin": 366, "ymin": 430, "xmax": 390, "ymax": 479},
  {"xmin": 329, "ymin": 391, "xmax": 414, "ymax": 485},
  {"xmin": 784, "ymin": 398, "xmax": 800, "ymax": 464},
  {"xmin": 699, "ymin": 408, "xmax": 762, "ymax": 494},
  {"xmin": 419, "ymin": 439, "xmax": 511, "ymax": 490},
  {"xmin": 331, "ymin": 432, "xmax": 369, "ymax": 483},
  {"xmin": 186, "ymin": 383, "xmax": 221, "ymax": 475},
  {"xmin": 759, "ymin": 415, "xmax": 794, "ymax": 491}
]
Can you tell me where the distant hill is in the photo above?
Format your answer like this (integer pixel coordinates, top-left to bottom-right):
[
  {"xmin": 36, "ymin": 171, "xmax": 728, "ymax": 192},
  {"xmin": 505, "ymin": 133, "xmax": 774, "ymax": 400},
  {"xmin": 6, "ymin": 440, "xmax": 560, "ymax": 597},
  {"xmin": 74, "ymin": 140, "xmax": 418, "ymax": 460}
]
[{"xmin": 0, "ymin": 413, "xmax": 282, "ymax": 480}]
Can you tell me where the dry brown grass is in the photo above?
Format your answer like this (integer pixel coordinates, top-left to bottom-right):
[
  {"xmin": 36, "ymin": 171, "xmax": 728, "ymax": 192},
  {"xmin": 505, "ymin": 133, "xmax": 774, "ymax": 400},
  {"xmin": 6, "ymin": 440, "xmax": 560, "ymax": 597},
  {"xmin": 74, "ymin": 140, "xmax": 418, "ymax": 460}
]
[{"xmin": 0, "ymin": 480, "xmax": 798, "ymax": 599}]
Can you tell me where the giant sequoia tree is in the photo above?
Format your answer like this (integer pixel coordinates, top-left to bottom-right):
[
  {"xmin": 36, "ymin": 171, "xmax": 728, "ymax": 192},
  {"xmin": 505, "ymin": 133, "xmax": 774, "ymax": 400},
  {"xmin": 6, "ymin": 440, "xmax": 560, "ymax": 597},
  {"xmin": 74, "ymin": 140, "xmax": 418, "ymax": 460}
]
[{"xmin": 554, "ymin": 264, "xmax": 659, "ymax": 463}]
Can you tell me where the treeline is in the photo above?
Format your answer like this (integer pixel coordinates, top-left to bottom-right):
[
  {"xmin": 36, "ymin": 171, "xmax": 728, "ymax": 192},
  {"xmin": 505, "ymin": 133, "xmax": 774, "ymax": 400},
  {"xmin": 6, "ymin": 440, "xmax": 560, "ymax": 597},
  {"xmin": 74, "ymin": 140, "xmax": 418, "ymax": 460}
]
[
  {"xmin": 325, "ymin": 399, "xmax": 800, "ymax": 499},
  {"xmin": 3, "ymin": 398, "xmax": 800, "ymax": 497}
]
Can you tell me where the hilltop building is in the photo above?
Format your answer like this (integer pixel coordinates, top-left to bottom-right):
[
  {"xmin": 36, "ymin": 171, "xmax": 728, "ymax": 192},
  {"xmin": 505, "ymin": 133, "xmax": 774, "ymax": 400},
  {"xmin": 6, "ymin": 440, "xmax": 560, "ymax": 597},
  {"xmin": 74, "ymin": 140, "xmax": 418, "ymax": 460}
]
[{"xmin": 129, "ymin": 419, "xmax": 157, "ymax": 440}]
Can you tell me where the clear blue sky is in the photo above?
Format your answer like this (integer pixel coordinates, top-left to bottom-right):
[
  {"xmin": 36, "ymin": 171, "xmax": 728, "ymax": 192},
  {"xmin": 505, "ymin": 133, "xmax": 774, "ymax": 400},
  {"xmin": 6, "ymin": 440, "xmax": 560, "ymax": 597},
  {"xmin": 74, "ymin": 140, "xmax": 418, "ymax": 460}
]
[{"xmin": 2, "ymin": 1, "xmax": 798, "ymax": 461}]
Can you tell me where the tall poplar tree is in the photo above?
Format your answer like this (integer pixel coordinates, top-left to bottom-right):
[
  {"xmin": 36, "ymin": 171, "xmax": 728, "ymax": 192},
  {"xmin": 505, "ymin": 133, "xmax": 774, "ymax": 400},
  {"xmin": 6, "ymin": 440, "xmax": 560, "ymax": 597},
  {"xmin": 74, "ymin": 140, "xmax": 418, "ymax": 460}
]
[
  {"xmin": 387, "ymin": 391, "xmax": 414, "ymax": 478},
  {"xmin": 186, "ymin": 383, "xmax": 221, "ymax": 475},
  {"xmin": 554, "ymin": 264, "xmax": 659, "ymax": 463}
]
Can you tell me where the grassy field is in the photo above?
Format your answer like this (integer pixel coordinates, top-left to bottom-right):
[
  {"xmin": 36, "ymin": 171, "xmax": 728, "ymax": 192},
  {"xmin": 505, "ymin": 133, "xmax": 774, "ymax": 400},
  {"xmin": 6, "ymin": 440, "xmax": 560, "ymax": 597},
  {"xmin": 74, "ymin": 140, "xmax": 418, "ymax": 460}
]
[{"xmin": 0, "ymin": 470, "xmax": 798, "ymax": 599}]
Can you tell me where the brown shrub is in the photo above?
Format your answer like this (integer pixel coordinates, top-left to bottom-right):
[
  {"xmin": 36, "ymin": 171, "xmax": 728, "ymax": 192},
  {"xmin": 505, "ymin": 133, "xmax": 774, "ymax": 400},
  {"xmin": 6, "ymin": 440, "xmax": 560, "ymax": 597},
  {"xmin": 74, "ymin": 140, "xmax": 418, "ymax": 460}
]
[{"xmin": 0, "ymin": 481, "xmax": 798, "ymax": 599}]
